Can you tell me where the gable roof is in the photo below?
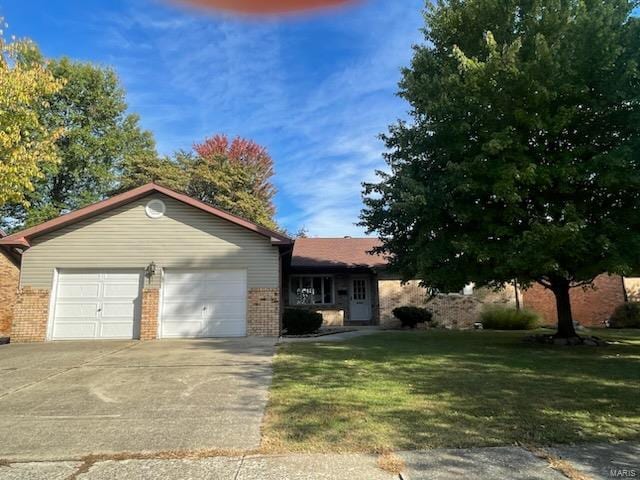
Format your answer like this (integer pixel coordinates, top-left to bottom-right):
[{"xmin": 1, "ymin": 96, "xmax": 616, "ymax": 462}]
[
  {"xmin": 0, "ymin": 183, "xmax": 291, "ymax": 248},
  {"xmin": 291, "ymin": 237, "xmax": 387, "ymax": 269}
]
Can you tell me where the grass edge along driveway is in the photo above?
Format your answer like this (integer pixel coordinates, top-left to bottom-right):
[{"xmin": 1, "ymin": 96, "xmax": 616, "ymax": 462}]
[{"xmin": 261, "ymin": 329, "xmax": 640, "ymax": 453}]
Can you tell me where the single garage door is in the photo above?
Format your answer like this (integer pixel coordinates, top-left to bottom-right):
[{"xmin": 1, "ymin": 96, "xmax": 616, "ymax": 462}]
[
  {"xmin": 160, "ymin": 269, "xmax": 247, "ymax": 338},
  {"xmin": 51, "ymin": 271, "xmax": 142, "ymax": 340}
]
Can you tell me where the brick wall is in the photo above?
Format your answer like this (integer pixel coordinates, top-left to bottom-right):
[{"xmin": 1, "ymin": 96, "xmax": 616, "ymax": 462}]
[
  {"xmin": 140, "ymin": 287, "xmax": 159, "ymax": 340},
  {"xmin": 248, "ymin": 288, "xmax": 280, "ymax": 336},
  {"xmin": 428, "ymin": 288, "xmax": 517, "ymax": 328},
  {"xmin": 523, "ymin": 274, "xmax": 626, "ymax": 327},
  {"xmin": 379, "ymin": 280, "xmax": 426, "ymax": 327},
  {"xmin": 378, "ymin": 280, "xmax": 517, "ymax": 328},
  {"xmin": 0, "ymin": 251, "xmax": 19, "ymax": 336},
  {"xmin": 11, "ymin": 287, "xmax": 50, "ymax": 343}
]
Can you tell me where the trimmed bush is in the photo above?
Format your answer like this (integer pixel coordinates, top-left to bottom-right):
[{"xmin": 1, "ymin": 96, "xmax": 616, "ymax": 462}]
[
  {"xmin": 609, "ymin": 303, "xmax": 640, "ymax": 328},
  {"xmin": 392, "ymin": 306, "xmax": 433, "ymax": 328},
  {"xmin": 283, "ymin": 308, "xmax": 323, "ymax": 335},
  {"xmin": 480, "ymin": 307, "xmax": 539, "ymax": 330}
]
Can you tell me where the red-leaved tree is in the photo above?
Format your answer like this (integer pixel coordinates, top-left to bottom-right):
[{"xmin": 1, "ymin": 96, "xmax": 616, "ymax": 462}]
[{"xmin": 190, "ymin": 134, "xmax": 277, "ymax": 228}]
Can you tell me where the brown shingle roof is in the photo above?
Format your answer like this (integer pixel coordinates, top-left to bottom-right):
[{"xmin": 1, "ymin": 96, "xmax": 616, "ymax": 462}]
[{"xmin": 291, "ymin": 237, "xmax": 387, "ymax": 269}]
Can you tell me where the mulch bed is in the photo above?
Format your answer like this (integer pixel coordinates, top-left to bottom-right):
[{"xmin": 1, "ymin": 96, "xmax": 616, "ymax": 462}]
[
  {"xmin": 282, "ymin": 328, "xmax": 358, "ymax": 338},
  {"xmin": 523, "ymin": 334, "xmax": 608, "ymax": 346}
]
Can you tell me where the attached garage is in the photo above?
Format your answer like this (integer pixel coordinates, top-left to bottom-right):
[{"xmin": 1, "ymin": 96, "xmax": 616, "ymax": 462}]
[
  {"xmin": 160, "ymin": 269, "xmax": 247, "ymax": 338},
  {"xmin": 0, "ymin": 183, "xmax": 290, "ymax": 343},
  {"xmin": 50, "ymin": 271, "xmax": 142, "ymax": 340}
]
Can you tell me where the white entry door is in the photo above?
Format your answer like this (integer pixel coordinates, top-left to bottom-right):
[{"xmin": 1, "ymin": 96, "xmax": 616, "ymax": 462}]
[
  {"xmin": 160, "ymin": 269, "xmax": 247, "ymax": 338},
  {"xmin": 51, "ymin": 271, "xmax": 142, "ymax": 340},
  {"xmin": 350, "ymin": 277, "xmax": 372, "ymax": 322}
]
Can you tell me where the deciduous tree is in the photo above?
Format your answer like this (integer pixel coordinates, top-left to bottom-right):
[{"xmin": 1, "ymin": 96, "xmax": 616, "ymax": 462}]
[
  {"xmin": 1, "ymin": 53, "xmax": 156, "ymax": 230},
  {"xmin": 361, "ymin": 0, "xmax": 640, "ymax": 339},
  {"xmin": 120, "ymin": 134, "xmax": 279, "ymax": 230},
  {"xmin": 0, "ymin": 26, "xmax": 63, "ymax": 209}
]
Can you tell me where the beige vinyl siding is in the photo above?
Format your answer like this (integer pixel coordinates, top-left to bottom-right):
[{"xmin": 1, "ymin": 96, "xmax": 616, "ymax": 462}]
[{"xmin": 20, "ymin": 194, "xmax": 280, "ymax": 289}]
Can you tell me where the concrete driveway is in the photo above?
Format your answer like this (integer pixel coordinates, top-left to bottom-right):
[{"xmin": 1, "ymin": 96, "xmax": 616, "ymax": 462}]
[{"xmin": 0, "ymin": 338, "xmax": 276, "ymax": 461}]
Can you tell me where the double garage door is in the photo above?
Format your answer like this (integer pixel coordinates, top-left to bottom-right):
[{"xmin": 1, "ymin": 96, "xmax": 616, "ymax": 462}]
[{"xmin": 50, "ymin": 269, "xmax": 247, "ymax": 340}]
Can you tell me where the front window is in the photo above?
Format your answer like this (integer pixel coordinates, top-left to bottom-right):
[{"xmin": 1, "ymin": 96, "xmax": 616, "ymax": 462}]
[{"xmin": 290, "ymin": 275, "xmax": 334, "ymax": 305}]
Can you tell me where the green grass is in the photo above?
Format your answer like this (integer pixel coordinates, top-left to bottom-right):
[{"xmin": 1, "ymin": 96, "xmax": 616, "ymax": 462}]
[{"xmin": 262, "ymin": 329, "xmax": 640, "ymax": 453}]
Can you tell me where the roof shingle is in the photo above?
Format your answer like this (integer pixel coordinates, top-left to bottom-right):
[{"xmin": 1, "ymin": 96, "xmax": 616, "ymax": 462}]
[{"xmin": 291, "ymin": 237, "xmax": 387, "ymax": 269}]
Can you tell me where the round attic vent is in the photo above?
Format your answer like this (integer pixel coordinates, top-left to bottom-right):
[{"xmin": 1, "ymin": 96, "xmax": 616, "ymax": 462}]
[{"xmin": 145, "ymin": 199, "xmax": 166, "ymax": 219}]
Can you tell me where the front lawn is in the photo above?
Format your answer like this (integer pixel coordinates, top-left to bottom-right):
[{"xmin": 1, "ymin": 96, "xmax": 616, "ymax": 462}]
[{"xmin": 262, "ymin": 329, "xmax": 640, "ymax": 453}]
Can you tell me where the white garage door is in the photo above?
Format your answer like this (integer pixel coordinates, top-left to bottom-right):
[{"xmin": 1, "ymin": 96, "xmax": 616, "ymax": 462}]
[
  {"xmin": 160, "ymin": 269, "xmax": 247, "ymax": 338},
  {"xmin": 51, "ymin": 271, "xmax": 142, "ymax": 340}
]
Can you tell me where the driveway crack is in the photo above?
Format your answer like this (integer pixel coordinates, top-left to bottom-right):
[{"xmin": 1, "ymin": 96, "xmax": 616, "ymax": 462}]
[{"xmin": 233, "ymin": 455, "xmax": 246, "ymax": 480}]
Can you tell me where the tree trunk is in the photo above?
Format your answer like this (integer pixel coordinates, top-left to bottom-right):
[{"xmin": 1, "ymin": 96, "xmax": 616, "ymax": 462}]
[{"xmin": 550, "ymin": 278, "xmax": 578, "ymax": 338}]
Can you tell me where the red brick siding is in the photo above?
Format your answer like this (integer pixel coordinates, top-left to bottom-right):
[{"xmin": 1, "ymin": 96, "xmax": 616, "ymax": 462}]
[
  {"xmin": 140, "ymin": 287, "xmax": 159, "ymax": 340},
  {"xmin": 523, "ymin": 275, "xmax": 626, "ymax": 327},
  {"xmin": 0, "ymin": 251, "xmax": 19, "ymax": 336},
  {"xmin": 11, "ymin": 287, "xmax": 50, "ymax": 342}
]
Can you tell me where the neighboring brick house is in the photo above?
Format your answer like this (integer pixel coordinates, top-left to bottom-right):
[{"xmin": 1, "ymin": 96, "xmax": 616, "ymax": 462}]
[
  {"xmin": 0, "ymin": 183, "xmax": 291, "ymax": 342},
  {"xmin": 522, "ymin": 275, "xmax": 631, "ymax": 327},
  {"xmin": 0, "ymin": 229, "xmax": 20, "ymax": 338}
]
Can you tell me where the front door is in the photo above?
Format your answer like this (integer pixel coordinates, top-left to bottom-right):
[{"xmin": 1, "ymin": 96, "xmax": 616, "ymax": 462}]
[{"xmin": 350, "ymin": 276, "xmax": 371, "ymax": 322}]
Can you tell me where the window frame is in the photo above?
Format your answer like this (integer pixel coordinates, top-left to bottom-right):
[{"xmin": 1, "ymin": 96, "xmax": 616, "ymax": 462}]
[{"xmin": 288, "ymin": 274, "xmax": 335, "ymax": 306}]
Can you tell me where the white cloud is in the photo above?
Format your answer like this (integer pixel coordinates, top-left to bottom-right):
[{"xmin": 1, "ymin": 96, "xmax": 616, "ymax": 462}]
[{"xmin": 96, "ymin": 0, "xmax": 424, "ymax": 236}]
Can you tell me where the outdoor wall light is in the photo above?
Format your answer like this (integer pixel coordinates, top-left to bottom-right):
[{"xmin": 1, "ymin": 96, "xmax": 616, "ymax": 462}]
[{"xmin": 145, "ymin": 261, "xmax": 157, "ymax": 281}]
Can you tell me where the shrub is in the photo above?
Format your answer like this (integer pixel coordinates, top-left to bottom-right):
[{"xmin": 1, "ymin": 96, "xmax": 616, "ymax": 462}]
[
  {"xmin": 392, "ymin": 306, "xmax": 433, "ymax": 328},
  {"xmin": 283, "ymin": 308, "xmax": 323, "ymax": 335},
  {"xmin": 609, "ymin": 303, "xmax": 640, "ymax": 328},
  {"xmin": 480, "ymin": 307, "xmax": 539, "ymax": 330}
]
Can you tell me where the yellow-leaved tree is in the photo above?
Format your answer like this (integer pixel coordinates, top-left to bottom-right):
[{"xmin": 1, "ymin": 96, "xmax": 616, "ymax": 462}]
[{"xmin": 0, "ymin": 21, "xmax": 64, "ymax": 207}]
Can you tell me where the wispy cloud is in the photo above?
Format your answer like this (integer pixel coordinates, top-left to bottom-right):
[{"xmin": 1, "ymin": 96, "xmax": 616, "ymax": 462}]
[{"xmin": 94, "ymin": 0, "xmax": 424, "ymax": 236}]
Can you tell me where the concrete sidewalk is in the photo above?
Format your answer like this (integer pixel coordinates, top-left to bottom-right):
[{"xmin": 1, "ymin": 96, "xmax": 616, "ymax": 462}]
[{"xmin": 1, "ymin": 443, "xmax": 637, "ymax": 479}]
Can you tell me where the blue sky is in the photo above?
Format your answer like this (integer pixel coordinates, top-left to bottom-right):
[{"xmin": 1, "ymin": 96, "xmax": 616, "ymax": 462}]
[{"xmin": 1, "ymin": 0, "xmax": 425, "ymax": 236}]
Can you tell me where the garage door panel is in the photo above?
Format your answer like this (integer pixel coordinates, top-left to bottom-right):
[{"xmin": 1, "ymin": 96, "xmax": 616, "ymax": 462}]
[
  {"xmin": 52, "ymin": 271, "xmax": 142, "ymax": 340},
  {"xmin": 101, "ymin": 301, "xmax": 136, "ymax": 318},
  {"xmin": 163, "ymin": 283, "xmax": 213, "ymax": 299},
  {"xmin": 103, "ymin": 272, "xmax": 142, "ymax": 282},
  {"xmin": 57, "ymin": 283, "xmax": 101, "ymax": 299},
  {"xmin": 54, "ymin": 303, "xmax": 99, "ymax": 318},
  {"xmin": 161, "ymin": 321, "xmax": 206, "ymax": 337},
  {"xmin": 52, "ymin": 322, "xmax": 98, "ymax": 339},
  {"xmin": 163, "ymin": 271, "xmax": 208, "ymax": 284},
  {"xmin": 103, "ymin": 283, "xmax": 141, "ymax": 298},
  {"xmin": 205, "ymin": 302, "xmax": 246, "ymax": 316},
  {"xmin": 161, "ymin": 269, "xmax": 247, "ymax": 338},
  {"xmin": 162, "ymin": 301, "xmax": 204, "ymax": 317},
  {"xmin": 99, "ymin": 322, "xmax": 135, "ymax": 338}
]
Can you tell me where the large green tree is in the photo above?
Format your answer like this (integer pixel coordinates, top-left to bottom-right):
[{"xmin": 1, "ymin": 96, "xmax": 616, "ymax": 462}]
[
  {"xmin": 1, "ymin": 54, "xmax": 156, "ymax": 230},
  {"xmin": 361, "ymin": 0, "xmax": 640, "ymax": 338}
]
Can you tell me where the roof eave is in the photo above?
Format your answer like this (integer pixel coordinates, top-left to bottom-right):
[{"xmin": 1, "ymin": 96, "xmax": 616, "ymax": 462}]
[
  {"xmin": 0, "ymin": 237, "xmax": 30, "ymax": 248},
  {"xmin": 0, "ymin": 183, "xmax": 292, "ymax": 247}
]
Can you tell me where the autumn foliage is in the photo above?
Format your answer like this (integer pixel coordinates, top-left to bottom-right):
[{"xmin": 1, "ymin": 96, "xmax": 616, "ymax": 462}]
[{"xmin": 194, "ymin": 135, "xmax": 275, "ymax": 203}]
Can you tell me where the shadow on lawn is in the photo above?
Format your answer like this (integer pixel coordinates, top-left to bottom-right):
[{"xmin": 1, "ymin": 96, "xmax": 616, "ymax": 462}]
[{"xmin": 266, "ymin": 330, "xmax": 640, "ymax": 451}]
